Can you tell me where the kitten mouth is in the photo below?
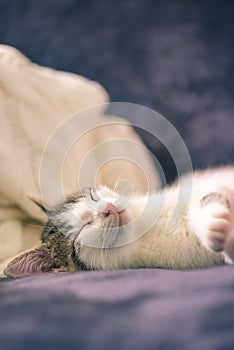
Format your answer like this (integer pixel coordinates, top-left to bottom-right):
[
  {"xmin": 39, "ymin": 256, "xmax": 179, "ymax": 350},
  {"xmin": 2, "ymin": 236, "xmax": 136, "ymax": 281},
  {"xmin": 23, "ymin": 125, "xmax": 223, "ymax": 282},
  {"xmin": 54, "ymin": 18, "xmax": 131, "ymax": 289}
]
[
  {"xmin": 97, "ymin": 202, "xmax": 128, "ymax": 227},
  {"xmin": 103, "ymin": 202, "xmax": 119, "ymax": 216}
]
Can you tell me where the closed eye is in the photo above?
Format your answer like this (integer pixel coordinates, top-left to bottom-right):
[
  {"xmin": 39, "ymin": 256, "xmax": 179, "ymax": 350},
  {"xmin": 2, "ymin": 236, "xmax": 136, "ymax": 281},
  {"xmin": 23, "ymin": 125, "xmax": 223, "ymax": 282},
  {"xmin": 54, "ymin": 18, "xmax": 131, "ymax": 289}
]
[{"xmin": 90, "ymin": 188, "xmax": 99, "ymax": 202}]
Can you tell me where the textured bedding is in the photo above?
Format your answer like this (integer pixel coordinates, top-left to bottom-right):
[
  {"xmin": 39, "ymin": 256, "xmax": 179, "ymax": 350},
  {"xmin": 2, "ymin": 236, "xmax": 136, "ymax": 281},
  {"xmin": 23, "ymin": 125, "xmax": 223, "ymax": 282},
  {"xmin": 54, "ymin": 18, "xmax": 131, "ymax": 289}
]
[
  {"xmin": 1, "ymin": 1, "xmax": 234, "ymax": 349},
  {"xmin": 1, "ymin": 267, "xmax": 234, "ymax": 350}
]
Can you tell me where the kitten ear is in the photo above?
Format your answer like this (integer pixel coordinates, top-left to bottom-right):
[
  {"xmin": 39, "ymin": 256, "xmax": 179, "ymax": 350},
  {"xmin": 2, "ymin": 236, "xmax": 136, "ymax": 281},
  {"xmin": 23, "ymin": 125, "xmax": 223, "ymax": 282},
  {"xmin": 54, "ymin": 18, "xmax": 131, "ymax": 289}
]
[
  {"xmin": 28, "ymin": 194, "xmax": 48, "ymax": 214},
  {"xmin": 4, "ymin": 246, "xmax": 59, "ymax": 278}
]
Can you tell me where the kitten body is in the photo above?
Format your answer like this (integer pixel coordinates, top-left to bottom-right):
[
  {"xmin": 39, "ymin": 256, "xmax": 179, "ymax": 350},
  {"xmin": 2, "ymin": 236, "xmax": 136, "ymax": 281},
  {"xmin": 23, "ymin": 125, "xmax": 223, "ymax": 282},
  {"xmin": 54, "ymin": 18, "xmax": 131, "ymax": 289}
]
[{"xmin": 5, "ymin": 167, "xmax": 234, "ymax": 277}]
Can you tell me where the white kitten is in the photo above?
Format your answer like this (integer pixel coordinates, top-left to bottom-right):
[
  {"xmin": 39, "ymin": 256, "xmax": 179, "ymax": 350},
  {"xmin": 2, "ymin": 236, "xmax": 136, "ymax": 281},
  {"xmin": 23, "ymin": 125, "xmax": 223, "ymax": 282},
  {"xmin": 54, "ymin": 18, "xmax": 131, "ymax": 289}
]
[{"xmin": 5, "ymin": 167, "xmax": 234, "ymax": 277}]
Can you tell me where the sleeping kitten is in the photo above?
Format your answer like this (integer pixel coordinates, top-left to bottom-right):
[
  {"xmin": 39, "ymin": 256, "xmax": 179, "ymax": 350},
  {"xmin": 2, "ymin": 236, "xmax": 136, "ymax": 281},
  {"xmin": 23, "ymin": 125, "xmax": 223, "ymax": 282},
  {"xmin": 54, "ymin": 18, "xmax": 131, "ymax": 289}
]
[{"xmin": 5, "ymin": 166, "xmax": 234, "ymax": 278}]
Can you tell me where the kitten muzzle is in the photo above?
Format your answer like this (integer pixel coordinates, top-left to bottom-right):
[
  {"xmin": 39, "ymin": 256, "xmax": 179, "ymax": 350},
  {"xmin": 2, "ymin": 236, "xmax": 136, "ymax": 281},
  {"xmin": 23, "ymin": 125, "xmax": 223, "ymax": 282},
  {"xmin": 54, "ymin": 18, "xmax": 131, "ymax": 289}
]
[
  {"xmin": 103, "ymin": 202, "xmax": 119, "ymax": 216},
  {"xmin": 96, "ymin": 202, "xmax": 127, "ymax": 226}
]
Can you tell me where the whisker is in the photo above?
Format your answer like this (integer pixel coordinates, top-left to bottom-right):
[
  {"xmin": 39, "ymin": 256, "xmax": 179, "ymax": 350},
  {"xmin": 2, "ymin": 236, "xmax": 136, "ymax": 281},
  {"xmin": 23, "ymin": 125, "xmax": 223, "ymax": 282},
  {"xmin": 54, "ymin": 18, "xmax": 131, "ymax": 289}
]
[{"xmin": 22, "ymin": 222, "xmax": 44, "ymax": 229}]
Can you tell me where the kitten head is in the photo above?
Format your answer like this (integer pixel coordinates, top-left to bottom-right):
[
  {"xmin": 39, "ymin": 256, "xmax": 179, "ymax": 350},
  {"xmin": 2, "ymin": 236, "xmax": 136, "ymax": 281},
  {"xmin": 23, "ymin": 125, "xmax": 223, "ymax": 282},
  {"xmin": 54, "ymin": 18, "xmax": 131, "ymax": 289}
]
[{"xmin": 5, "ymin": 186, "xmax": 135, "ymax": 278}]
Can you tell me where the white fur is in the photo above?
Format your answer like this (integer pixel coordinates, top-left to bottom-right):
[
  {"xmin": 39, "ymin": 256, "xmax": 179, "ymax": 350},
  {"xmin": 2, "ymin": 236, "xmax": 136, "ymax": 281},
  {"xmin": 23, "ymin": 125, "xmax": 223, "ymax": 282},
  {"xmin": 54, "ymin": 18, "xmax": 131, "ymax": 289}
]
[{"xmin": 66, "ymin": 167, "xmax": 234, "ymax": 270}]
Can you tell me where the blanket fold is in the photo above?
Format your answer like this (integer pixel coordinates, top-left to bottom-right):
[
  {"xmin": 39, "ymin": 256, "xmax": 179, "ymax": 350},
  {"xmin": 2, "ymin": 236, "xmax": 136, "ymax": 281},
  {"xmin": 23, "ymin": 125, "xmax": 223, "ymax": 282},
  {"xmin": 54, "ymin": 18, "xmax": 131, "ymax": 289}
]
[{"xmin": 0, "ymin": 45, "xmax": 159, "ymax": 274}]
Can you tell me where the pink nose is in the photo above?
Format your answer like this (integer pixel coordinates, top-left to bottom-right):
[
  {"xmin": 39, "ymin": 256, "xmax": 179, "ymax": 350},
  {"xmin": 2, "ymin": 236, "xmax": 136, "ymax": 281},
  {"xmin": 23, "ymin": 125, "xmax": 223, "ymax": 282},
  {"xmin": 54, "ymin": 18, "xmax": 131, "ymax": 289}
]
[{"xmin": 104, "ymin": 202, "xmax": 118, "ymax": 215}]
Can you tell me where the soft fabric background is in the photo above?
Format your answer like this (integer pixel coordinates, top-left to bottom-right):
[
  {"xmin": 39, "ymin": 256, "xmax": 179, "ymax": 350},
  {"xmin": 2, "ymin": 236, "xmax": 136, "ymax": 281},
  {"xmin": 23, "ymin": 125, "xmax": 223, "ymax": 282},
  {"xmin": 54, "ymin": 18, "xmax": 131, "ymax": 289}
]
[
  {"xmin": 0, "ymin": 1, "xmax": 234, "ymax": 349},
  {"xmin": 1, "ymin": 0, "xmax": 233, "ymax": 181},
  {"xmin": 1, "ymin": 267, "xmax": 234, "ymax": 350}
]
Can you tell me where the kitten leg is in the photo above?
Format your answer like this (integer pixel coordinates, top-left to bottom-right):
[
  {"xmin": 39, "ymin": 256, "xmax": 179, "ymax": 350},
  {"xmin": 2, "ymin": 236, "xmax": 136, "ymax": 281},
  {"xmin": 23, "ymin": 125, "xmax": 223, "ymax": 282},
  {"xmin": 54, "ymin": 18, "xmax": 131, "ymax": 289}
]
[
  {"xmin": 200, "ymin": 200, "xmax": 231, "ymax": 253},
  {"xmin": 189, "ymin": 191, "xmax": 233, "ymax": 259}
]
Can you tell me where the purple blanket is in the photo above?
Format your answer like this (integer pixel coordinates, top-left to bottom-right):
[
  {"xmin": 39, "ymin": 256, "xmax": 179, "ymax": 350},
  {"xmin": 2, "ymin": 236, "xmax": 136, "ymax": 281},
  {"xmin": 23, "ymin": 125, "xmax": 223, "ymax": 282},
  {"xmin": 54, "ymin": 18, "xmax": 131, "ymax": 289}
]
[{"xmin": 1, "ymin": 266, "xmax": 234, "ymax": 350}]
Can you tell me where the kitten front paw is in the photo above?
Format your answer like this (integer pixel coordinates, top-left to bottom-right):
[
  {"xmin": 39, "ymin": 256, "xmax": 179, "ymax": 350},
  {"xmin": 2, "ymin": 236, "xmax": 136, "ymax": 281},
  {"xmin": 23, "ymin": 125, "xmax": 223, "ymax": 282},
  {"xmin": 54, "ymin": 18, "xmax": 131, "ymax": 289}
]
[{"xmin": 199, "ymin": 203, "xmax": 231, "ymax": 252}]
